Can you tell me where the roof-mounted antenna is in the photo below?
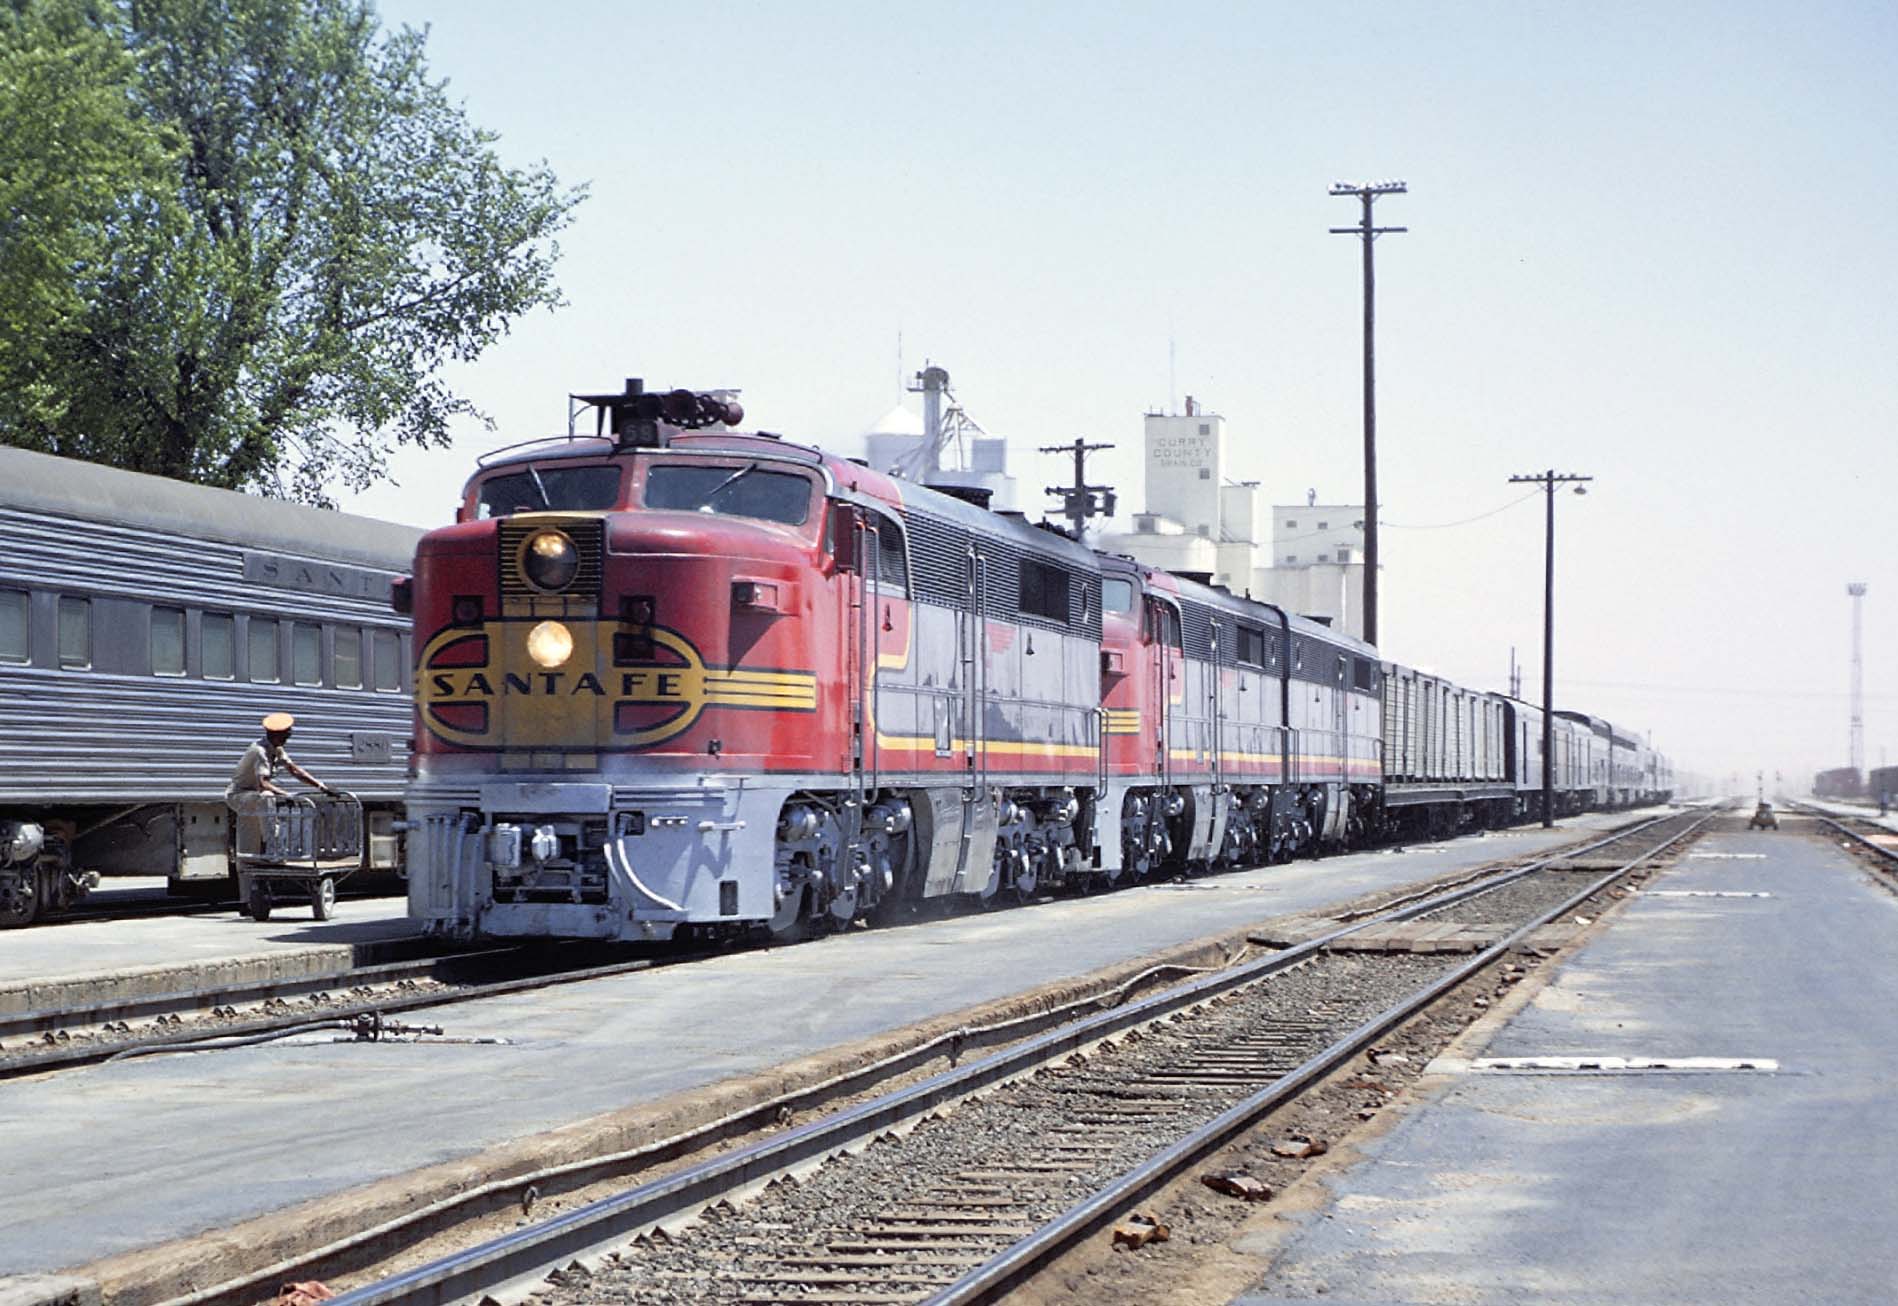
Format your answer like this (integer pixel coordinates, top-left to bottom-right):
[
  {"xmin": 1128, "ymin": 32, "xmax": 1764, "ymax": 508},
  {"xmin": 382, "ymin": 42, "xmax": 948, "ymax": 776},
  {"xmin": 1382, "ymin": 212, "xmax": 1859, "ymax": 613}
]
[{"xmin": 570, "ymin": 377, "xmax": 745, "ymax": 450}]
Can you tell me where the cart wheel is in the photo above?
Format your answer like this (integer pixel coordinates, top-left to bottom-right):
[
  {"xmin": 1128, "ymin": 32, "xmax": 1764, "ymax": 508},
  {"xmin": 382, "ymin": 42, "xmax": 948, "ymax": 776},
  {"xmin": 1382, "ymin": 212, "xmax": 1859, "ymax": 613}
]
[
  {"xmin": 247, "ymin": 879, "xmax": 272, "ymax": 922},
  {"xmin": 312, "ymin": 875, "xmax": 336, "ymax": 921}
]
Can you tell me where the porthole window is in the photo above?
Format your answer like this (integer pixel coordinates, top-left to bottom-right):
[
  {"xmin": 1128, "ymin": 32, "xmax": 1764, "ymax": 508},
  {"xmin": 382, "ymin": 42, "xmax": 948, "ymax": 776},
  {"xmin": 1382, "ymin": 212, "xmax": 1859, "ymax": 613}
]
[
  {"xmin": 152, "ymin": 607, "xmax": 185, "ymax": 676},
  {"xmin": 58, "ymin": 596, "xmax": 91, "ymax": 669}
]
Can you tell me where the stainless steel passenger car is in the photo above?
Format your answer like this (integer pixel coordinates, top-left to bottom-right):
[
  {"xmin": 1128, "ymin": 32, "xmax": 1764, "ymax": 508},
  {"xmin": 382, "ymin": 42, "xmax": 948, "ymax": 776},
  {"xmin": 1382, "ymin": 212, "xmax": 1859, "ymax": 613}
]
[{"xmin": 0, "ymin": 447, "xmax": 421, "ymax": 923}]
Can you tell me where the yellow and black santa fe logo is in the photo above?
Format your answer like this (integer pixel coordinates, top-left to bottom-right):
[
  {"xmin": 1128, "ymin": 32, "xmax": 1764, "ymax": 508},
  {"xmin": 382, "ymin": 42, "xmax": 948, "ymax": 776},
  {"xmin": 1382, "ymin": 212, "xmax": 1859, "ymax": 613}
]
[{"xmin": 418, "ymin": 621, "xmax": 817, "ymax": 751}]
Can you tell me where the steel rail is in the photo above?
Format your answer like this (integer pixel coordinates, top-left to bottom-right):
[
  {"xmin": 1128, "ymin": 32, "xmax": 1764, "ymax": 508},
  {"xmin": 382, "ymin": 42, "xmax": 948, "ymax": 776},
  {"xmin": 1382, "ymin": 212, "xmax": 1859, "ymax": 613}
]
[
  {"xmin": 1785, "ymin": 801, "xmax": 1898, "ymax": 864},
  {"xmin": 0, "ymin": 949, "xmax": 492, "ymax": 1041},
  {"xmin": 922, "ymin": 809, "xmax": 1713, "ymax": 1304},
  {"xmin": 317, "ymin": 812, "xmax": 1692, "ymax": 1306},
  {"xmin": 0, "ymin": 944, "xmax": 719, "ymax": 1080}
]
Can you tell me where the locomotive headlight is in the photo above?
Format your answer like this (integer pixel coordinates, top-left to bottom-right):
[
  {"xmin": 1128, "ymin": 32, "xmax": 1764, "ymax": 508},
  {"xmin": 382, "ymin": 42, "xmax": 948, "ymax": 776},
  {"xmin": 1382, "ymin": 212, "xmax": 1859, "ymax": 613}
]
[
  {"xmin": 521, "ymin": 529, "xmax": 579, "ymax": 593},
  {"xmin": 526, "ymin": 620, "xmax": 573, "ymax": 668}
]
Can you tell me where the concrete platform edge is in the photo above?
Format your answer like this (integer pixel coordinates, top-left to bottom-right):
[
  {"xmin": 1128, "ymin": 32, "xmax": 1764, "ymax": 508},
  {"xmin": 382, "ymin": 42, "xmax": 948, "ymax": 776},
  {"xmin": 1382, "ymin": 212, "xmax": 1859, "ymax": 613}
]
[
  {"xmin": 0, "ymin": 1275, "xmax": 101, "ymax": 1306},
  {"xmin": 0, "ymin": 935, "xmax": 437, "ymax": 1023}
]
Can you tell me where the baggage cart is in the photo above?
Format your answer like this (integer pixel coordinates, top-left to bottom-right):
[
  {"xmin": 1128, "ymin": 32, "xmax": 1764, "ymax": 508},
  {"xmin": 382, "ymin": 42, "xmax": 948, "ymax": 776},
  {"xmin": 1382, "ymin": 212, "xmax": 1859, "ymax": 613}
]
[{"xmin": 236, "ymin": 791, "xmax": 366, "ymax": 921}]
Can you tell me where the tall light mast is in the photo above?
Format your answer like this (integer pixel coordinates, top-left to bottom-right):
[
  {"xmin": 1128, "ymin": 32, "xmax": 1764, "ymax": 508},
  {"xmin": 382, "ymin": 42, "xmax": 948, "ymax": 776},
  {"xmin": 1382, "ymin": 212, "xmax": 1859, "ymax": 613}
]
[{"xmin": 1849, "ymin": 582, "xmax": 1868, "ymax": 779}]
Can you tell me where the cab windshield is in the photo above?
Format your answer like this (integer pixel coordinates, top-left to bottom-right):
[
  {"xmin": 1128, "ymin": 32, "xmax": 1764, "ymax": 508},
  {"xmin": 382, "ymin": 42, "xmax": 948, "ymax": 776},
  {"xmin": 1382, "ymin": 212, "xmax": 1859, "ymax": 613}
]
[
  {"xmin": 476, "ymin": 464, "xmax": 622, "ymax": 519},
  {"xmin": 643, "ymin": 463, "xmax": 813, "ymax": 526}
]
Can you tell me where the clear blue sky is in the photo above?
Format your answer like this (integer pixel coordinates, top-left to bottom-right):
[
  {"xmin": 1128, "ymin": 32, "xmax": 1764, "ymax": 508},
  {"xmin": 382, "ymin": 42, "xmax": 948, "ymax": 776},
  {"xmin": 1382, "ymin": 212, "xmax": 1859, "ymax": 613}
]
[{"xmin": 349, "ymin": 0, "xmax": 1898, "ymax": 789}]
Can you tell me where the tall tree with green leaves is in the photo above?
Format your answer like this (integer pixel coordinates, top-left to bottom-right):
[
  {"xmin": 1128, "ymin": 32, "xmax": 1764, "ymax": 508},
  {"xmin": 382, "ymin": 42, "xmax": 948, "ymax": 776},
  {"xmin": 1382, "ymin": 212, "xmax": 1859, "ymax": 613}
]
[{"xmin": 0, "ymin": 0, "xmax": 582, "ymax": 503}]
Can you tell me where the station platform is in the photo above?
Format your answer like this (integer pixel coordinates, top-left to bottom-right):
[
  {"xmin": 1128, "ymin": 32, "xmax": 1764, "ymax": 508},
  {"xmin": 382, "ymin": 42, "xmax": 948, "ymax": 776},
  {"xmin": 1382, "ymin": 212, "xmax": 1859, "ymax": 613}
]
[
  {"xmin": 0, "ymin": 810, "xmax": 1661, "ymax": 1280},
  {"xmin": 0, "ymin": 890, "xmax": 418, "ymax": 1021},
  {"xmin": 1235, "ymin": 824, "xmax": 1898, "ymax": 1304}
]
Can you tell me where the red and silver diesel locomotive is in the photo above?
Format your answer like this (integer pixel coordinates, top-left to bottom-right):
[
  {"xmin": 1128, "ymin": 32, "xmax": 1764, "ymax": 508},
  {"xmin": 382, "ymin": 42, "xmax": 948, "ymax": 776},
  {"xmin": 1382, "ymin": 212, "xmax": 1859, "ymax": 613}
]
[{"xmin": 400, "ymin": 383, "xmax": 1669, "ymax": 943}]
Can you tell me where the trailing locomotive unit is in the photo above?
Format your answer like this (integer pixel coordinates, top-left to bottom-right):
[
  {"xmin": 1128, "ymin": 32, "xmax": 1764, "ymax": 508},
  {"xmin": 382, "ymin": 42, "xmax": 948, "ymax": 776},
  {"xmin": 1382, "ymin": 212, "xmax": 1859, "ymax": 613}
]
[
  {"xmin": 404, "ymin": 383, "xmax": 1107, "ymax": 941},
  {"xmin": 1099, "ymin": 560, "xmax": 1381, "ymax": 880},
  {"xmin": 0, "ymin": 447, "xmax": 419, "ymax": 924}
]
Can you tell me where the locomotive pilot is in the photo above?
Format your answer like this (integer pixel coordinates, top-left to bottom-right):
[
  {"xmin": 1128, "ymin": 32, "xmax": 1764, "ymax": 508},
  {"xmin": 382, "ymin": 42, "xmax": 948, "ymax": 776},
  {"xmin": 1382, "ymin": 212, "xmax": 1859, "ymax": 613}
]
[{"xmin": 226, "ymin": 712, "xmax": 332, "ymax": 853}]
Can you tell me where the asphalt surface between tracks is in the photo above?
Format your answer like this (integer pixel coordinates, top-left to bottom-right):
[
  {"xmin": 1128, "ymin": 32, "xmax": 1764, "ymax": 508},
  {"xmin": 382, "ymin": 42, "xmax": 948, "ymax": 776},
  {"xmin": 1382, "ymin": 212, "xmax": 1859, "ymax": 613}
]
[
  {"xmin": 1234, "ymin": 825, "xmax": 1898, "ymax": 1305},
  {"xmin": 0, "ymin": 811, "xmax": 1651, "ymax": 1278}
]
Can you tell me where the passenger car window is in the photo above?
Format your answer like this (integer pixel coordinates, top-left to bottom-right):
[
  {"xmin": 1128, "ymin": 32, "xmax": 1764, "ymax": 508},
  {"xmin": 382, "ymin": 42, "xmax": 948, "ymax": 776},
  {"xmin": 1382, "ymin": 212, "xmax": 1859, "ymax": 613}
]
[
  {"xmin": 334, "ymin": 627, "xmax": 362, "ymax": 689},
  {"xmin": 203, "ymin": 614, "xmax": 235, "ymax": 679},
  {"xmin": 249, "ymin": 618, "xmax": 279, "ymax": 683},
  {"xmin": 58, "ymin": 597, "xmax": 90, "ymax": 668},
  {"xmin": 292, "ymin": 623, "xmax": 322, "ymax": 686},
  {"xmin": 644, "ymin": 464, "xmax": 812, "ymax": 526},
  {"xmin": 371, "ymin": 629, "xmax": 400, "ymax": 691},
  {"xmin": 151, "ymin": 607, "xmax": 185, "ymax": 676},
  {"xmin": 0, "ymin": 589, "xmax": 26, "ymax": 663},
  {"xmin": 476, "ymin": 465, "xmax": 622, "ymax": 519}
]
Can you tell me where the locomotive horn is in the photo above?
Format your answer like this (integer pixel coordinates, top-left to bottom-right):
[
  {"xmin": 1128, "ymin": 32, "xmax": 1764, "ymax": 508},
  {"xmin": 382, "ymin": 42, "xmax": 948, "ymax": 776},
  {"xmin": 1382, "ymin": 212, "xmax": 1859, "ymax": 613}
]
[{"xmin": 574, "ymin": 379, "xmax": 746, "ymax": 449}]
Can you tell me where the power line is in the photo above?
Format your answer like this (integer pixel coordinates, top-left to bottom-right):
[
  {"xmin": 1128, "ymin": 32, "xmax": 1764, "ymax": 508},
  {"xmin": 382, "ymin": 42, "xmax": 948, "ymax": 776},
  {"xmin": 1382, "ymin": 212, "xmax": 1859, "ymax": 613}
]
[{"xmin": 1381, "ymin": 491, "xmax": 1540, "ymax": 531}]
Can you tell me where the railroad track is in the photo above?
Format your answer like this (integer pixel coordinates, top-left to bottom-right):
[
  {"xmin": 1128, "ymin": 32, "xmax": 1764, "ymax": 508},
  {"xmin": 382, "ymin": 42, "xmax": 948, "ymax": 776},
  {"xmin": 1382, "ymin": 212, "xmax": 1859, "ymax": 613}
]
[
  {"xmin": 275, "ymin": 809, "xmax": 1708, "ymax": 1306},
  {"xmin": 0, "ymin": 941, "xmax": 719, "ymax": 1079},
  {"xmin": 1783, "ymin": 799, "xmax": 1898, "ymax": 870},
  {"xmin": 5, "ymin": 810, "xmax": 1676, "ymax": 1075}
]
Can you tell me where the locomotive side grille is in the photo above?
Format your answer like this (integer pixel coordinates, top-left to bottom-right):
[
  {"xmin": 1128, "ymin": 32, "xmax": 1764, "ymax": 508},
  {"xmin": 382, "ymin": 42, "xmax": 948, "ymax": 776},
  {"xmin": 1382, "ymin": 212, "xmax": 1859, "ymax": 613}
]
[
  {"xmin": 498, "ymin": 518, "xmax": 604, "ymax": 601},
  {"xmin": 902, "ymin": 509, "xmax": 1101, "ymax": 639},
  {"xmin": 904, "ymin": 512, "xmax": 973, "ymax": 607},
  {"xmin": 1181, "ymin": 598, "xmax": 1218, "ymax": 660}
]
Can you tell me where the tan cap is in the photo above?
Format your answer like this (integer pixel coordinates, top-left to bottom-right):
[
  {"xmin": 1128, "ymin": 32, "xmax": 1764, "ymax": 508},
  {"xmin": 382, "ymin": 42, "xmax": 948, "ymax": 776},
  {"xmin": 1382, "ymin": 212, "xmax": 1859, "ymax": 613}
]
[{"xmin": 261, "ymin": 712, "xmax": 296, "ymax": 733}]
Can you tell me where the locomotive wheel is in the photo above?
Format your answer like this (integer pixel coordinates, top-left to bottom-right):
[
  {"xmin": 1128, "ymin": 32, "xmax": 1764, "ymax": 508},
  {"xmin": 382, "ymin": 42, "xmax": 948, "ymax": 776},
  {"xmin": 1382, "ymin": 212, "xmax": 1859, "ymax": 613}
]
[
  {"xmin": 765, "ymin": 881, "xmax": 814, "ymax": 943},
  {"xmin": 311, "ymin": 876, "xmax": 336, "ymax": 921},
  {"xmin": 0, "ymin": 875, "xmax": 39, "ymax": 927},
  {"xmin": 1011, "ymin": 859, "xmax": 1039, "ymax": 902}
]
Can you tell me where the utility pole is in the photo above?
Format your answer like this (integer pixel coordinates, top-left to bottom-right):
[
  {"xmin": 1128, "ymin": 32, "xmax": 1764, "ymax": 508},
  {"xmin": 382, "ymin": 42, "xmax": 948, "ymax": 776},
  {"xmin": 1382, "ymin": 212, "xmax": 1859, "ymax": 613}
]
[
  {"xmin": 1330, "ymin": 179, "xmax": 1406, "ymax": 647},
  {"xmin": 1509, "ymin": 469, "xmax": 1593, "ymax": 827},
  {"xmin": 1848, "ymin": 582, "xmax": 1868, "ymax": 783},
  {"xmin": 1040, "ymin": 438, "xmax": 1117, "ymax": 538}
]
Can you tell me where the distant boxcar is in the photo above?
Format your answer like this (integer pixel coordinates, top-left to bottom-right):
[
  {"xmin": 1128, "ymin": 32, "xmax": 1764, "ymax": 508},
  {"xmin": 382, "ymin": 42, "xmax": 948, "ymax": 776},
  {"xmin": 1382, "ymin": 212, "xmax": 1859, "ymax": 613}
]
[{"xmin": 1813, "ymin": 766, "xmax": 1863, "ymax": 800}]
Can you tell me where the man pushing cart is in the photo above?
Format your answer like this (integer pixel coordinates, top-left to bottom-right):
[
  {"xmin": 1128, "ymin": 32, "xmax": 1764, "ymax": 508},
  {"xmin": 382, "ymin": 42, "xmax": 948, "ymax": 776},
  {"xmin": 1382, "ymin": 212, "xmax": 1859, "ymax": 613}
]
[{"xmin": 225, "ymin": 712, "xmax": 365, "ymax": 920}]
